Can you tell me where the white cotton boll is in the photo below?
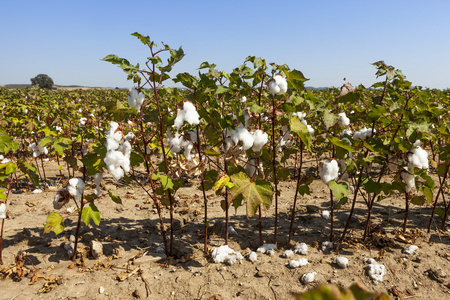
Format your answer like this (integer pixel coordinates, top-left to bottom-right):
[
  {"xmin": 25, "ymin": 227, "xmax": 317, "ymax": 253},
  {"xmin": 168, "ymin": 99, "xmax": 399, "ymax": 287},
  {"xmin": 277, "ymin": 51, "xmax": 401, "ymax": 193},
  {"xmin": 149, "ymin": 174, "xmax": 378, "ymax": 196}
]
[
  {"xmin": 301, "ymin": 272, "xmax": 315, "ymax": 284},
  {"xmin": 401, "ymin": 167, "xmax": 415, "ymax": 193},
  {"xmin": 336, "ymin": 257, "xmax": 349, "ymax": 268},
  {"xmin": 267, "ymin": 249, "xmax": 276, "ymax": 256},
  {"xmin": 257, "ymin": 243, "xmax": 277, "ymax": 254},
  {"xmin": 24, "ymin": 108, "xmax": 28, "ymax": 114},
  {"xmin": 342, "ymin": 129, "xmax": 352, "ymax": 136},
  {"xmin": 169, "ymin": 133, "xmax": 183, "ymax": 153},
  {"xmin": 183, "ymin": 142, "xmax": 194, "ymax": 161},
  {"xmin": 247, "ymin": 251, "xmax": 258, "ymax": 262},
  {"xmin": 125, "ymin": 132, "xmax": 135, "ymax": 142},
  {"xmin": 0, "ymin": 155, "xmax": 3, "ymax": 160},
  {"xmin": 322, "ymin": 241, "xmax": 334, "ymax": 251},
  {"xmin": 319, "ymin": 159, "xmax": 339, "ymax": 184},
  {"xmin": 252, "ymin": 130, "xmax": 268, "ymax": 152},
  {"xmin": 0, "ymin": 203, "xmax": 6, "ymax": 219},
  {"xmin": 307, "ymin": 124, "xmax": 315, "ymax": 137},
  {"xmin": 322, "ymin": 210, "xmax": 330, "ymax": 220},
  {"xmin": 408, "ymin": 145, "xmax": 429, "ymax": 170},
  {"xmin": 293, "ymin": 112, "xmax": 306, "ymax": 120},
  {"xmin": 238, "ymin": 127, "xmax": 254, "ymax": 150},
  {"xmin": 294, "ymin": 243, "xmax": 308, "ymax": 255},
  {"xmin": 337, "ymin": 112, "xmax": 350, "ymax": 127},
  {"xmin": 365, "ymin": 260, "xmax": 386, "ymax": 284},
  {"xmin": 353, "ymin": 127, "xmax": 375, "ymax": 141},
  {"xmin": 240, "ymin": 96, "xmax": 247, "ymax": 103},
  {"xmin": 79, "ymin": 117, "xmax": 87, "ymax": 127},
  {"xmin": 283, "ymin": 250, "xmax": 295, "ymax": 258},
  {"xmin": 1, "ymin": 158, "xmax": 10, "ymax": 164},
  {"xmin": 127, "ymin": 87, "xmax": 145, "ymax": 113},
  {"xmin": 274, "ymin": 75, "xmax": 288, "ymax": 94},
  {"xmin": 32, "ymin": 189, "xmax": 42, "ymax": 194},
  {"xmin": 413, "ymin": 140, "xmax": 421, "ymax": 147},
  {"xmin": 211, "ymin": 245, "xmax": 243, "ymax": 265},
  {"xmin": 173, "ymin": 109, "xmax": 186, "ymax": 129},
  {"xmin": 403, "ymin": 245, "xmax": 419, "ymax": 255},
  {"xmin": 55, "ymin": 126, "xmax": 62, "ymax": 132},
  {"xmin": 183, "ymin": 101, "xmax": 200, "ymax": 126},
  {"xmin": 268, "ymin": 80, "xmax": 280, "ymax": 95},
  {"xmin": 289, "ymin": 258, "xmax": 309, "ymax": 268},
  {"xmin": 67, "ymin": 178, "xmax": 85, "ymax": 201},
  {"xmin": 94, "ymin": 173, "xmax": 103, "ymax": 196}
]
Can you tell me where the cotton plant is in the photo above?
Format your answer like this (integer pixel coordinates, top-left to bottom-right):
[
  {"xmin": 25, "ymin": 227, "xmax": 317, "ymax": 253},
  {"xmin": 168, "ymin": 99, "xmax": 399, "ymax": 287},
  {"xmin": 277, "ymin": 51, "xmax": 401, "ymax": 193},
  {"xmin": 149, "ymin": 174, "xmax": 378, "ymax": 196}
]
[
  {"xmin": 167, "ymin": 129, "xmax": 197, "ymax": 161},
  {"xmin": 127, "ymin": 87, "xmax": 145, "ymax": 113},
  {"xmin": 319, "ymin": 159, "xmax": 339, "ymax": 184},
  {"xmin": 353, "ymin": 127, "xmax": 376, "ymax": 141}
]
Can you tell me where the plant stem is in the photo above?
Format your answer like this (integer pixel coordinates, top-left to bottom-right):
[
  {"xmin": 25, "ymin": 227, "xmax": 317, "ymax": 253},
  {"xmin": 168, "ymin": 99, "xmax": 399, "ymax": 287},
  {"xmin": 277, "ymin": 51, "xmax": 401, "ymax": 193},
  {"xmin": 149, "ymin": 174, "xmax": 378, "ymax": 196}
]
[
  {"xmin": 0, "ymin": 177, "xmax": 12, "ymax": 265},
  {"xmin": 288, "ymin": 140, "xmax": 303, "ymax": 245},
  {"xmin": 195, "ymin": 125, "xmax": 209, "ymax": 253},
  {"xmin": 428, "ymin": 163, "xmax": 450, "ymax": 232},
  {"xmin": 329, "ymin": 189, "xmax": 334, "ymax": 241},
  {"xmin": 271, "ymin": 95, "xmax": 279, "ymax": 246}
]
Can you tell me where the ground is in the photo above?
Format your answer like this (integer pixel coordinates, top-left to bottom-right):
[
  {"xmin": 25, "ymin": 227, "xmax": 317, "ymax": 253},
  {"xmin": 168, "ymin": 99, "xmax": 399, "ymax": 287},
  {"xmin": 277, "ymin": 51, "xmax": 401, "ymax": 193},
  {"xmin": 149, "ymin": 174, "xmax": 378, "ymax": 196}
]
[{"xmin": 1, "ymin": 159, "xmax": 450, "ymax": 300}]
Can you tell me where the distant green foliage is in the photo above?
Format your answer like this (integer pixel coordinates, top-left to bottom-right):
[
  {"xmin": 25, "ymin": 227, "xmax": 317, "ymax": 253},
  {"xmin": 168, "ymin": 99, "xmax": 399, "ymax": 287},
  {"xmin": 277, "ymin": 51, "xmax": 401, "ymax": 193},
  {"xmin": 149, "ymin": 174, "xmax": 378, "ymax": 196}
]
[{"xmin": 30, "ymin": 74, "xmax": 54, "ymax": 89}]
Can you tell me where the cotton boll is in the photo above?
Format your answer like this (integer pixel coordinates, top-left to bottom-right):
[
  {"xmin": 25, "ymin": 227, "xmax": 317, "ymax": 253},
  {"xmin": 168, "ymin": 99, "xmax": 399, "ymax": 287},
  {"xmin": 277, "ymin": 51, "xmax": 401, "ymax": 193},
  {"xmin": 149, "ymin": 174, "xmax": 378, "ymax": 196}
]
[
  {"xmin": 337, "ymin": 112, "xmax": 350, "ymax": 127},
  {"xmin": 353, "ymin": 127, "xmax": 375, "ymax": 141},
  {"xmin": 247, "ymin": 251, "xmax": 258, "ymax": 262},
  {"xmin": 319, "ymin": 159, "xmax": 339, "ymax": 184},
  {"xmin": 67, "ymin": 178, "xmax": 85, "ymax": 201},
  {"xmin": 336, "ymin": 257, "xmax": 349, "ymax": 268},
  {"xmin": 125, "ymin": 132, "xmax": 135, "ymax": 142},
  {"xmin": 342, "ymin": 129, "xmax": 352, "ymax": 136},
  {"xmin": 252, "ymin": 130, "xmax": 268, "ymax": 152},
  {"xmin": 79, "ymin": 117, "xmax": 87, "ymax": 127},
  {"xmin": 183, "ymin": 101, "xmax": 200, "ymax": 126},
  {"xmin": 93, "ymin": 173, "xmax": 103, "ymax": 196},
  {"xmin": 53, "ymin": 188, "xmax": 70, "ymax": 209},
  {"xmin": 300, "ymin": 272, "xmax": 315, "ymax": 284},
  {"xmin": 283, "ymin": 250, "xmax": 295, "ymax": 258},
  {"xmin": 173, "ymin": 109, "xmax": 186, "ymax": 129},
  {"xmin": 322, "ymin": 210, "xmax": 330, "ymax": 220},
  {"xmin": 321, "ymin": 241, "xmax": 334, "ymax": 251},
  {"xmin": 238, "ymin": 127, "xmax": 254, "ymax": 150},
  {"xmin": 32, "ymin": 189, "xmax": 42, "ymax": 194},
  {"xmin": 364, "ymin": 259, "xmax": 386, "ymax": 284},
  {"xmin": 0, "ymin": 203, "xmax": 6, "ymax": 219},
  {"xmin": 289, "ymin": 258, "xmax": 309, "ymax": 268},
  {"xmin": 403, "ymin": 245, "xmax": 419, "ymax": 255},
  {"xmin": 401, "ymin": 167, "xmax": 415, "ymax": 193},
  {"xmin": 127, "ymin": 87, "xmax": 145, "ymax": 113},
  {"xmin": 267, "ymin": 249, "xmax": 275, "ymax": 256},
  {"xmin": 257, "ymin": 243, "xmax": 277, "ymax": 254},
  {"xmin": 307, "ymin": 124, "xmax": 315, "ymax": 137},
  {"xmin": 407, "ymin": 145, "xmax": 429, "ymax": 170},
  {"xmin": 268, "ymin": 75, "xmax": 288, "ymax": 95},
  {"xmin": 294, "ymin": 243, "xmax": 308, "ymax": 255},
  {"xmin": 240, "ymin": 96, "xmax": 247, "ymax": 103},
  {"xmin": 293, "ymin": 112, "xmax": 306, "ymax": 120}
]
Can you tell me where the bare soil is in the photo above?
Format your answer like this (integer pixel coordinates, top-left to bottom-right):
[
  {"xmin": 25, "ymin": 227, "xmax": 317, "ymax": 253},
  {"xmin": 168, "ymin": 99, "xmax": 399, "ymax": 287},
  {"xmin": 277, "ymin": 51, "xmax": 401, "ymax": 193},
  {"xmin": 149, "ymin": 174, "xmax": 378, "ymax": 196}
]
[{"xmin": 1, "ymin": 159, "xmax": 450, "ymax": 300}]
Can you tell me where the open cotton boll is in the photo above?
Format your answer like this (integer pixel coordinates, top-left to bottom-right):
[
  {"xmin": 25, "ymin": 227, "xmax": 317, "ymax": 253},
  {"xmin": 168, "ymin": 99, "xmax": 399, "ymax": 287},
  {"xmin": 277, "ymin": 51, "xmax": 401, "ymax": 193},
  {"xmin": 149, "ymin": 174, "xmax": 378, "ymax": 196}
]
[
  {"xmin": 336, "ymin": 257, "xmax": 349, "ymax": 268},
  {"xmin": 79, "ymin": 117, "xmax": 87, "ymax": 127},
  {"xmin": 268, "ymin": 74, "xmax": 288, "ymax": 95},
  {"xmin": 1, "ymin": 158, "xmax": 10, "ymax": 164},
  {"xmin": 247, "ymin": 251, "xmax": 258, "ymax": 262},
  {"xmin": 307, "ymin": 124, "xmax": 315, "ymax": 137},
  {"xmin": 342, "ymin": 129, "xmax": 352, "ymax": 136},
  {"xmin": 29, "ymin": 143, "xmax": 48, "ymax": 158},
  {"xmin": 211, "ymin": 245, "xmax": 243, "ymax": 265},
  {"xmin": 169, "ymin": 132, "xmax": 183, "ymax": 153},
  {"xmin": 0, "ymin": 203, "xmax": 6, "ymax": 219},
  {"xmin": 294, "ymin": 243, "xmax": 308, "ymax": 255},
  {"xmin": 319, "ymin": 159, "xmax": 339, "ymax": 184},
  {"xmin": 127, "ymin": 87, "xmax": 145, "ymax": 113},
  {"xmin": 252, "ymin": 130, "xmax": 268, "ymax": 152},
  {"xmin": 173, "ymin": 109, "xmax": 186, "ymax": 129},
  {"xmin": 403, "ymin": 245, "xmax": 419, "ymax": 255},
  {"xmin": 240, "ymin": 96, "xmax": 247, "ymax": 103},
  {"xmin": 32, "ymin": 189, "xmax": 42, "ymax": 194},
  {"xmin": 53, "ymin": 188, "xmax": 70, "ymax": 209},
  {"xmin": 364, "ymin": 258, "xmax": 386, "ymax": 284},
  {"xmin": 183, "ymin": 101, "xmax": 200, "ymax": 126},
  {"xmin": 292, "ymin": 111, "xmax": 306, "ymax": 120},
  {"xmin": 322, "ymin": 241, "xmax": 334, "ymax": 251},
  {"xmin": 401, "ymin": 167, "xmax": 415, "ymax": 193},
  {"xmin": 125, "ymin": 132, "xmax": 135, "ymax": 142},
  {"xmin": 407, "ymin": 145, "xmax": 429, "ymax": 170},
  {"xmin": 94, "ymin": 173, "xmax": 103, "ymax": 196},
  {"xmin": 67, "ymin": 178, "xmax": 85, "ymax": 201},
  {"xmin": 301, "ymin": 272, "xmax": 315, "ymax": 284},
  {"xmin": 289, "ymin": 258, "xmax": 309, "ymax": 268},
  {"xmin": 257, "ymin": 243, "xmax": 277, "ymax": 254},
  {"xmin": 283, "ymin": 250, "xmax": 295, "ymax": 258},
  {"xmin": 353, "ymin": 127, "xmax": 375, "ymax": 141},
  {"xmin": 337, "ymin": 112, "xmax": 350, "ymax": 127},
  {"xmin": 322, "ymin": 210, "xmax": 330, "ymax": 220}
]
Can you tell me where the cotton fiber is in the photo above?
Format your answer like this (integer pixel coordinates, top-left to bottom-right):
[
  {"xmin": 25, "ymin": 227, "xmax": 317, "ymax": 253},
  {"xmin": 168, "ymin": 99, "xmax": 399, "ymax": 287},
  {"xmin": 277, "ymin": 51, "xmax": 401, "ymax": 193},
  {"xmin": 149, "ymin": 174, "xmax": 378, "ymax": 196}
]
[
  {"xmin": 319, "ymin": 159, "xmax": 339, "ymax": 184},
  {"xmin": 127, "ymin": 87, "xmax": 145, "ymax": 113},
  {"xmin": 268, "ymin": 74, "xmax": 288, "ymax": 95}
]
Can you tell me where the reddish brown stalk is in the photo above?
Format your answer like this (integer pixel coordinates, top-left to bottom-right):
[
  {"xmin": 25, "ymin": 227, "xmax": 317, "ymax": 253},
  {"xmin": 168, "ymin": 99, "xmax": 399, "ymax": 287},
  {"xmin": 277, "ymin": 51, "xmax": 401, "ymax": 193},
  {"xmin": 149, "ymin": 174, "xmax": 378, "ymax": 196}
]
[
  {"xmin": 0, "ymin": 176, "xmax": 13, "ymax": 265},
  {"xmin": 403, "ymin": 192, "xmax": 410, "ymax": 234},
  {"xmin": 288, "ymin": 139, "xmax": 303, "ymax": 245},
  {"xmin": 271, "ymin": 94, "xmax": 279, "ymax": 246}
]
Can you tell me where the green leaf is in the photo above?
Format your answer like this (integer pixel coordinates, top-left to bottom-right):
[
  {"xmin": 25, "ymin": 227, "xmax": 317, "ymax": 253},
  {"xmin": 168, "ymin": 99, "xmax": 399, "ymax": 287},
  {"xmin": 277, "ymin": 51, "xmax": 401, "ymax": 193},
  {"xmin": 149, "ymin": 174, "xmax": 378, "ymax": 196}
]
[
  {"xmin": 5, "ymin": 163, "xmax": 16, "ymax": 175},
  {"xmin": 131, "ymin": 32, "xmax": 151, "ymax": 45},
  {"xmin": 151, "ymin": 173, "xmax": 174, "ymax": 190},
  {"xmin": 328, "ymin": 181, "xmax": 348, "ymax": 200},
  {"xmin": 229, "ymin": 172, "xmax": 273, "ymax": 217},
  {"xmin": 411, "ymin": 195, "xmax": 426, "ymax": 206},
  {"xmin": 289, "ymin": 116, "xmax": 312, "ymax": 150},
  {"xmin": 328, "ymin": 136, "xmax": 356, "ymax": 153},
  {"xmin": 38, "ymin": 136, "xmax": 53, "ymax": 147},
  {"xmin": 108, "ymin": 190, "xmax": 123, "ymax": 204},
  {"xmin": 82, "ymin": 203, "xmax": 101, "ymax": 226},
  {"xmin": 44, "ymin": 213, "xmax": 65, "ymax": 235},
  {"xmin": 423, "ymin": 186, "xmax": 433, "ymax": 203},
  {"xmin": 250, "ymin": 104, "xmax": 264, "ymax": 114},
  {"xmin": 323, "ymin": 110, "xmax": 338, "ymax": 130}
]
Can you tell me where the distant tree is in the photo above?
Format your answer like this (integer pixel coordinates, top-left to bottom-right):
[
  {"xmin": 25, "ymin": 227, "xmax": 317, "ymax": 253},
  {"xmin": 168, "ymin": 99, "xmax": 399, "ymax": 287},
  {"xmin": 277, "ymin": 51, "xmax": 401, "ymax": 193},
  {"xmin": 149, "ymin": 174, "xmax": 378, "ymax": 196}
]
[{"xmin": 30, "ymin": 74, "xmax": 54, "ymax": 89}]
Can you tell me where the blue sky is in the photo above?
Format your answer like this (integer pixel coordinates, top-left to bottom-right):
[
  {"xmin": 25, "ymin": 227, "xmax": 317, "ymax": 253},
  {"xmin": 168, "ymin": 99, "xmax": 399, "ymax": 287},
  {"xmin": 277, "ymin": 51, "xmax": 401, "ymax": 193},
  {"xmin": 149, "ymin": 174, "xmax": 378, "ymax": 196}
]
[{"xmin": 1, "ymin": 1, "xmax": 449, "ymax": 89}]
